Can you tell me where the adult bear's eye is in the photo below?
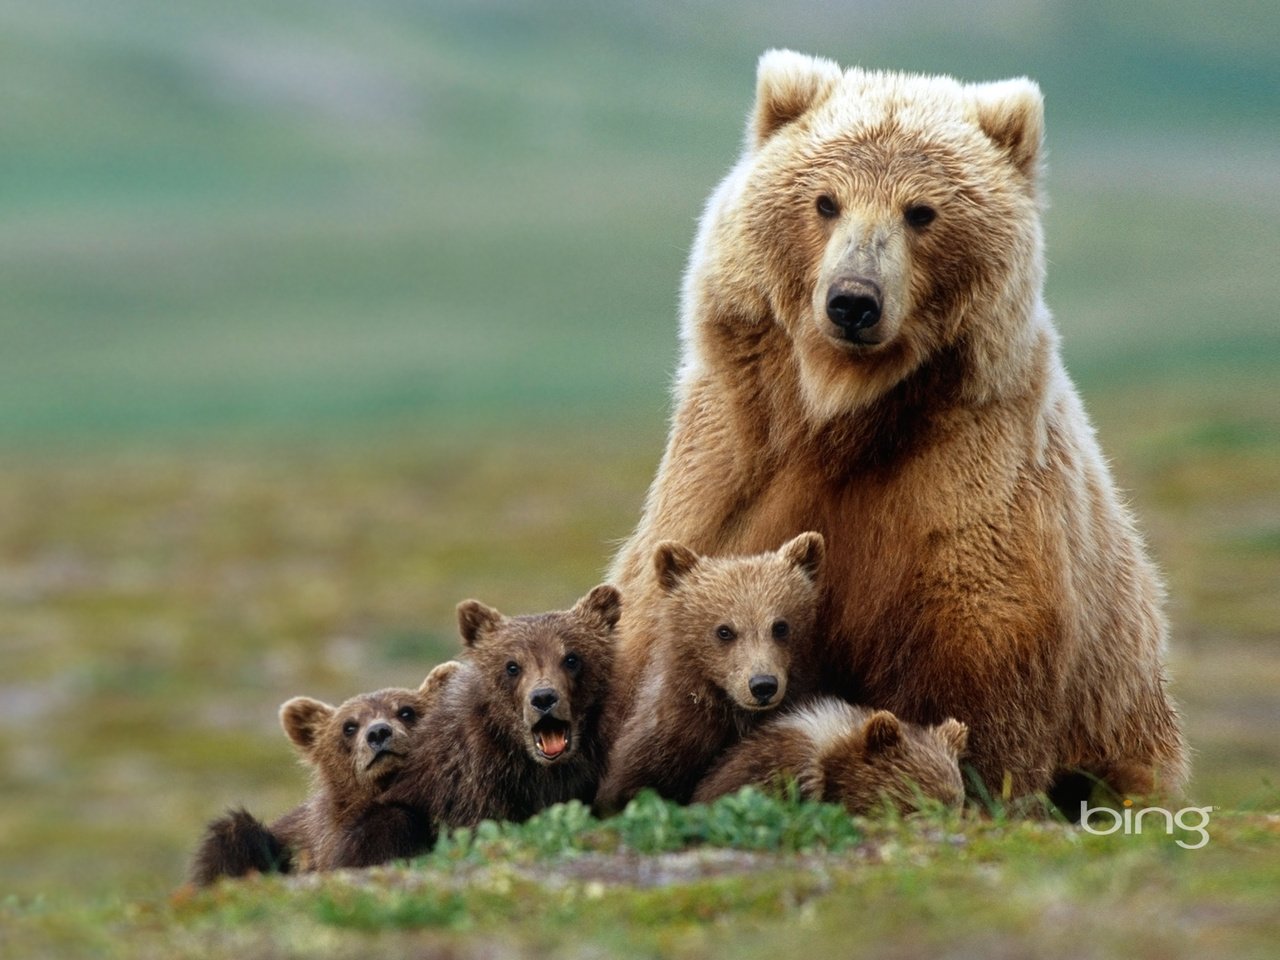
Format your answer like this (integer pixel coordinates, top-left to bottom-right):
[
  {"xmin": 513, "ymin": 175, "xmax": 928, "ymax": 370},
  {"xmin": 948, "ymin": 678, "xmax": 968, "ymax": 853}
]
[
  {"xmin": 816, "ymin": 194, "xmax": 840, "ymax": 219},
  {"xmin": 905, "ymin": 204, "xmax": 937, "ymax": 228},
  {"xmin": 563, "ymin": 653, "xmax": 580, "ymax": 672},
  {"xmin": 506, "ymin": 661, "xmax": 521, "ymax": 677}
]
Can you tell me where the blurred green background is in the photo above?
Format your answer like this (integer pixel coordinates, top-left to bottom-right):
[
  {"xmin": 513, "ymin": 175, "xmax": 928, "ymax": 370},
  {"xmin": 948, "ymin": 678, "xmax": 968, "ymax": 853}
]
[{"xmin": 1, "ymin": 0, "xmax": 1277, "ymax": 909}]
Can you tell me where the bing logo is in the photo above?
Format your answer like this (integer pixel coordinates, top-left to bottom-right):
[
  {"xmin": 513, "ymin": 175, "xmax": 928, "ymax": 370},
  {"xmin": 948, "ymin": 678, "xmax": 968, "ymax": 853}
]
[{"xmin": 1080, "ymin": 798, "xmax": 1212, "ymax": 849}]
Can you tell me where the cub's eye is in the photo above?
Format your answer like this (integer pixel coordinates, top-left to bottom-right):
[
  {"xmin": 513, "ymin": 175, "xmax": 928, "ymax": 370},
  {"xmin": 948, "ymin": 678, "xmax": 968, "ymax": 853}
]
[
  {"xmin": 715, "ymin": 625, "xmax": 736, "ymax": 643},
  {"xmin": 505, "ymin": 661, "xmax": 521, "ymax": 677},
  {"xmin": 815, "ymin": 195, "xmax": 839, "ymax": 219},
  {"xmin": 904, "ymin": 204, "xmax": 936, "ymax": 228},
  {"xmin": 563, "ymin": 653, "xmax": 581, "ymax": 672},
  {"xmin": 397, "ymin": 706, "xmax": 417, "ymax": 722},
  {"xmin": 771, "ymin": 620, "xmax": 790, "ymax": 641},
  {"xmin": 342, "ymin": 721, "xmax": 358, "ymax": 737}
]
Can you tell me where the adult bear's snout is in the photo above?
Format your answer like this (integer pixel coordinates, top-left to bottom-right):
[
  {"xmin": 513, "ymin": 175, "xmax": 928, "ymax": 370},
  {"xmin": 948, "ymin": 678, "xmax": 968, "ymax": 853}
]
[{"xmin": 826, "ymin": 278, "xmax": 883, "ymax": 338}]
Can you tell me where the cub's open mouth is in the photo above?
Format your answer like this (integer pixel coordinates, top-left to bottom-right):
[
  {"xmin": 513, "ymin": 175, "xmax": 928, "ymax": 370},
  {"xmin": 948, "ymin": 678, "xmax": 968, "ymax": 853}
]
[{"xmin": 532, "ymin": 717, "xmax": 571, "ymax": 761}]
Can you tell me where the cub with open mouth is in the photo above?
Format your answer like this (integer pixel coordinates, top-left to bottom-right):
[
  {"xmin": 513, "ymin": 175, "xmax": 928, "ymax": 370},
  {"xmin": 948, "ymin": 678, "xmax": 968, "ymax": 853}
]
[
  {"xmin": 595, "ymin": 532, "xmax": 824, "ymax": 813},
  {"xmin": 466, "ymin": 588, "xmax": 614, "ymax": 772},
  {"xmin": 322, "ymin": 584, "xmax": 622, "ymax": 869}
]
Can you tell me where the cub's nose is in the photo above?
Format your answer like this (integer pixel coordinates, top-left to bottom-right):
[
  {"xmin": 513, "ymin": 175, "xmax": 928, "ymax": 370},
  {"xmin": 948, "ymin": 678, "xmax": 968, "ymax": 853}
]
[
  {"xmin": 748, "ymin": 674, "xmax": 779, "ymax": 705},
  {"xmin": 365, "ymin": 722, "xmax": 393, "ymax": 749},
  {"xmin": 530, "ymin": 687, "xmax": 560, "ymax": 714},
  {"xmin": 826, "ymin": 279, "xmax": 883, "ymax": 336}
]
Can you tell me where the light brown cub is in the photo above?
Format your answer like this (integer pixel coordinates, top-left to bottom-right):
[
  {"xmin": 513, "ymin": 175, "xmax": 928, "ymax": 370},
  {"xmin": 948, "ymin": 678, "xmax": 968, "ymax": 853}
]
[{"xmin": 596, "ymin": 532, "xmax": 824, "ymax": 813}]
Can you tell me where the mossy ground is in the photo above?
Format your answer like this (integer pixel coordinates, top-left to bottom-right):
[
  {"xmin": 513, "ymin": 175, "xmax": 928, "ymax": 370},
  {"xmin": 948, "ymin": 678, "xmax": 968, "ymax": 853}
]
[{"xmin": 6, "ymin": 796, "xmax": 1278, "ymax": 959}]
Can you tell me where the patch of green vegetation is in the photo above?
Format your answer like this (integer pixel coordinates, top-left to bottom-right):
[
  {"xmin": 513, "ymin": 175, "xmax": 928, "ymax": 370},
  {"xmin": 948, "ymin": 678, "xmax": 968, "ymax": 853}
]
[
  {"xmin": 426, "ymin": 790, "xmax": 867, "ymax": 867},
  {"xmin": 311, "ymin": 887, "xmax": 469, "ymax": 931}
]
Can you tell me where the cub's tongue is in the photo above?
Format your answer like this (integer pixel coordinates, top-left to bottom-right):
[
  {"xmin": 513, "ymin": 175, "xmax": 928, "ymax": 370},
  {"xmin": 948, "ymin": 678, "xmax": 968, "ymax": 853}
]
[{"xmin": 537, "ymin": 727, "xmax": 567, "ymax": 758}]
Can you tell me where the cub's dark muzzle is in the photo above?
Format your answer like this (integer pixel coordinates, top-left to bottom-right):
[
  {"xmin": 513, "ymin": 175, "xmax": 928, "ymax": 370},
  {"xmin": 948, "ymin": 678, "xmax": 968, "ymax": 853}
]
[
  {"xmin": 365, "ymin": 721, "xmax": 393, "ymax": 749},
  {"xmin": 748, "ymin": 674, "xmax": 780, "ymax": 705},
  {"xmin": 529, "ymin": 687, "xmax": 560, "ymax": 715}
]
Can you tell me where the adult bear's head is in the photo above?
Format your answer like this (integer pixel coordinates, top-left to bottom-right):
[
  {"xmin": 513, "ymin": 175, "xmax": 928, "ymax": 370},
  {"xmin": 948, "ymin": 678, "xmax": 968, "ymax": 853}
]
[{"xmin": 682, "ymin": 50, "xmax": 1051, "ymax": 423}]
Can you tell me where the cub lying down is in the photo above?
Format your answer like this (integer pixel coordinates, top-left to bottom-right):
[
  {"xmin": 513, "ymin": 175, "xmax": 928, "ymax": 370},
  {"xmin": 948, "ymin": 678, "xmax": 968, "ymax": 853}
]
[{"xmin": 693, "ymin": 697, "xmax": 969, "ymax": 814}]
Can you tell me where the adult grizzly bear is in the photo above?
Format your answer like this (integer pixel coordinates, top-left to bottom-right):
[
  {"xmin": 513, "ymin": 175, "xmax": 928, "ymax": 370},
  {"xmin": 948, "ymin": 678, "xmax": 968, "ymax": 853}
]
[{"xmin": 609, "ymin": 50, "xmax": 1186, "ymax": 808}]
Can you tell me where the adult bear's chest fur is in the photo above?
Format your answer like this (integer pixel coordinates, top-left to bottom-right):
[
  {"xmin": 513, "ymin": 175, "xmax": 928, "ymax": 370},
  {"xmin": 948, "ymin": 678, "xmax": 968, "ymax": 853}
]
[
  {"xmin": 715, "ymin": 449, "xmax": 929, "ymax": 694},
  {"xmin": 710, "ymin": 392, "xmax": 1052, "ymax": 711}
]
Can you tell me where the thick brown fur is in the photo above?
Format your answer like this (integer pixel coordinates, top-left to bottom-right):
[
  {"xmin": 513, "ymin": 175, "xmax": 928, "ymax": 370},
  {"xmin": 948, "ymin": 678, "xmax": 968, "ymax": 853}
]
[
  {"xmin": 188, "ymin": 808, "xmax": 292, "ymax": 887},
  {"xmin": 189, "ymin": 662, "xmax": 458, "ymax": 885},
  {"xmin": 610, "ymin": 50, "xmax": 1186, "ymax": 807},
  {"xmin": 595, "ymin": 533, "xmax": 824, "ymax": 813},
  {"xmin": 693, "ymin": 697, "xmax": 968, "ymax": 815},
  {"xmin": 329, "ymin": 585, "xmax": 621, "ymax": 868}
]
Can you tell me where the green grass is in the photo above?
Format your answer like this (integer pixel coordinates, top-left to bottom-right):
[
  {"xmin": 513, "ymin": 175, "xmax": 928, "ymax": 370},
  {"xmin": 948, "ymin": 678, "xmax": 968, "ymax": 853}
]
[
  {"xmin": 1, "ymin": 1, "xmax": 1278, "ymax": 956},
  {"xmin": 4, "ymin": 796, "xmax": 1278, "ymax": 959}
]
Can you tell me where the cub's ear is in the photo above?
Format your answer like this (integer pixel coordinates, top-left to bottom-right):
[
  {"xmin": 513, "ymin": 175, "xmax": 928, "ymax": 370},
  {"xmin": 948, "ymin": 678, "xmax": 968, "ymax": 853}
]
[
  {"xmin": 654, "ymin": 541, "xmax": 700, "ymax": 593},
  {"xmin": 457, "ymin": 599, "xmax": 504, "ymax": 649},
  {"xmin": 419, "ymin": 660, "xmax": 462, "ymax": 699},
  {"xmin": 575, "ymin": 583, "xmax": 623, "ymax": 633},
  {"xmin": 936, "ymin": 717, "xmax": 969, "ymax": 756},
  {"xmin": 779, "ymin": 531, "xmax": 825, "ymax": 582},
  {"xmin": 752, "ymin": 49, "xmax": 843, "ymax": 147},
  {"xmin": 862, "ymin": 710, "xmax": 902, "ymax": 754},
  {"xmin": 279, "ymin": 697, "xmax": 334, "ymax": 753},
  {"xmin": 969, "ymin": 78, "xmax": 1043, "ymax": 181}
]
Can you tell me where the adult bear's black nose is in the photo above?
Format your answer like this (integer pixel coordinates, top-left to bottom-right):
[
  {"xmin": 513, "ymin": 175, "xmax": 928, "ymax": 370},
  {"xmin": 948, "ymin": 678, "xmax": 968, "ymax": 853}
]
[
  {"xmin": 748, "ymin": 674, "xmax": 779, "ymax": 705},
  {"xmin": 826, "ymin": 279, "xmax": 883, "ymax": 336},
  {"xmin": 366, "ymin": 722, "xmax": 393, "ymax": 748}
]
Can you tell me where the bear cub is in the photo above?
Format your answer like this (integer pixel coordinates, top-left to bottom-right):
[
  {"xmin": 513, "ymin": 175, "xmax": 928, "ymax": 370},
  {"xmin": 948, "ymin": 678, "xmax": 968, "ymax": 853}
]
[
  {"xmin": 693, "ymin": 697, "xmax": 969, "ymax": 814},
  {"xmin": 595, "ymin": 532, "xmax": 824, "ymax": 813},
  {"xmin": 329, "ymin": 584, "xmax": 621, "ymax": 867},
  {"xmin": 189, "ymin": 663, "xmax": 458, "ymax": 886}
]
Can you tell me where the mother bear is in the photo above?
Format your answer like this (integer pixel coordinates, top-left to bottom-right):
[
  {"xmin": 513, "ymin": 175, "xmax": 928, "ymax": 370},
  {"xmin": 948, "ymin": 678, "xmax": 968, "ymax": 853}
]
[{"xmin": 608, "ymin": 50, "xmax": 1186, "ymax": 808}]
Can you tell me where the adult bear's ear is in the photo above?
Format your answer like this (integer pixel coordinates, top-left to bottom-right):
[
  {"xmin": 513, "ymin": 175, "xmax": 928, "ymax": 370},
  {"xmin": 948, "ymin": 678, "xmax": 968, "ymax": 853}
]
[
  {"xmin": 654, "ymin": 540, "xmax": 700, "ymax": 593},
  {"xmin": 456, "ymin": 599, "xmax": 504, "ymax": 649},
  {"xmin": 969, "ymin": 78, "xmax": 1043, "ymax": 182},
  {"xmin": 575, "ymin": 583, "xmax": 623, "ymax": 633},
  {"xmin": 752, "ymin": 49, "xmax": 843, "ymax": 147},
  {"xmin": 779, "ymin": 531, "xmax": 825, "ymax": 582},
  {"xmin": 279, "ymin": 697, "xmax": 333, "ymax": 753},
  {"xmin": 862, "ymin": 710, "xmax": 902, "ymax": 754}
]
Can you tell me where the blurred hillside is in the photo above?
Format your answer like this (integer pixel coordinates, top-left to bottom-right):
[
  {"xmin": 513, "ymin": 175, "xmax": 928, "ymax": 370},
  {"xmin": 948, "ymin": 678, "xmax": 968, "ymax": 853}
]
[{"xmin": 2, "ymin": 0, "xmax": 1277, "ymax": 447}]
